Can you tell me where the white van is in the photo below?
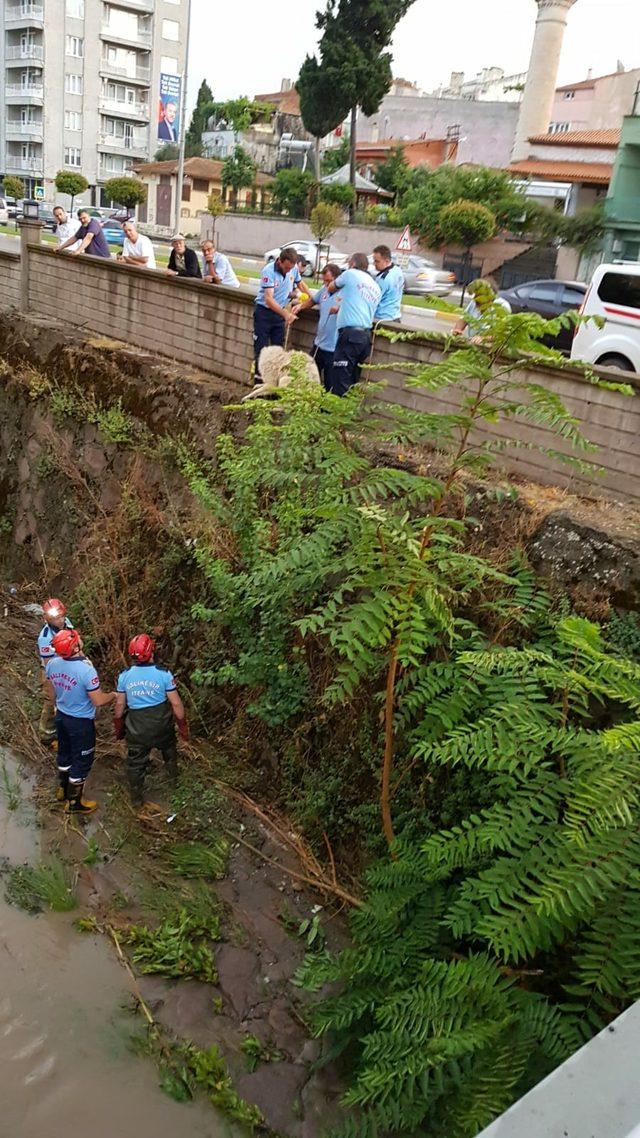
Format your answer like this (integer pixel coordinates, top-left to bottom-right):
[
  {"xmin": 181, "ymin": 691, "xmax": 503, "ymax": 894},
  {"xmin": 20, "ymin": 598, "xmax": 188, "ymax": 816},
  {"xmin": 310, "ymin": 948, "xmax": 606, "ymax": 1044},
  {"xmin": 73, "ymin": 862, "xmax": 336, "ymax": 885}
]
[{"xmin": 571, "ymin": 263, "xmax": 640, "ymax": 373}]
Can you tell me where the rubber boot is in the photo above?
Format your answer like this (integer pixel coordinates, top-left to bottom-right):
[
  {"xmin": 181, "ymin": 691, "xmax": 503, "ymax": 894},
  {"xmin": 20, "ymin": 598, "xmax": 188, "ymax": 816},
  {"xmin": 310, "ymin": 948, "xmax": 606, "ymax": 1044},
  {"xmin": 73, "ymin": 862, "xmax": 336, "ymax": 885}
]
[
  {"xmin": 65, "ymin": 780, "xmax": 97, "ymax": 815},
  {"xmin": 128, "ymin": 777, "xmax": 145, "ymax": 809},
  {"xmin": 56, "ymin": 769, "xmax": 70, "ymax": 803},
  {"xmin": 164, "ymin": 757, "xmax": 179, "ymax": 787}
]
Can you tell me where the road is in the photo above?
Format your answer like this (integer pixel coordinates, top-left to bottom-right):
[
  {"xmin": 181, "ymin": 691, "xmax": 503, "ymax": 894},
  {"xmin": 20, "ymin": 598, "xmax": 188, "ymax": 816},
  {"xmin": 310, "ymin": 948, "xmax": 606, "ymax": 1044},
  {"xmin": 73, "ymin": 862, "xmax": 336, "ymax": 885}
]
[{"xmin": 0, "ymin": 230, "xmax": 462, "ymax": 332}]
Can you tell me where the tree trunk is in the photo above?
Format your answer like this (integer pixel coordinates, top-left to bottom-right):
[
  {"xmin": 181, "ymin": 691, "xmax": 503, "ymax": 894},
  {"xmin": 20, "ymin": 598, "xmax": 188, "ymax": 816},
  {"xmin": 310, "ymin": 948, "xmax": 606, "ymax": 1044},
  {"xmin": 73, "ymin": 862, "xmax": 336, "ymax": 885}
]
[
  {"xmin": 349, "ymin": 106, "xmax": 357, "ymax": 223},
  {"xmin": 314, "ymin": 136, "xmax": 321, "ymax": 182}
]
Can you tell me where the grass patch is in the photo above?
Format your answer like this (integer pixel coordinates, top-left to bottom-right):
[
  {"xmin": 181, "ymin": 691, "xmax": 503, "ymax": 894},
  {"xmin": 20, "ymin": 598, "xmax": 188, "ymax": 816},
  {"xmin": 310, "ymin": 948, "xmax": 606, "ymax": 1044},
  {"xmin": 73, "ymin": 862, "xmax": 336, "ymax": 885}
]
[
  {"xmin": 4, "ymin": 858, "xmax": 77, "ymax": 913},
  {"xmin": 240, "ymin": 1032, "xmax": 284, "ymax": 1072},
  {"xmin": 0, "ymin": 758, "xmax": 21, "ymax": 811},
  {"xmin": 168, "ymin": 838, "xmax": 229, "ymax": 881}
]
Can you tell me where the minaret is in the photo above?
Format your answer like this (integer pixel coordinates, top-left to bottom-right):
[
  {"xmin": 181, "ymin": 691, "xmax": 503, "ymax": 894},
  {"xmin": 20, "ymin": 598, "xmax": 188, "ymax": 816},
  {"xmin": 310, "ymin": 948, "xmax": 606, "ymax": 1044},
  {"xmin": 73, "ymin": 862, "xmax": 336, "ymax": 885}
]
[{"xmin": 512, "ymin": 0, "xmax": 579, "ymax": 160}]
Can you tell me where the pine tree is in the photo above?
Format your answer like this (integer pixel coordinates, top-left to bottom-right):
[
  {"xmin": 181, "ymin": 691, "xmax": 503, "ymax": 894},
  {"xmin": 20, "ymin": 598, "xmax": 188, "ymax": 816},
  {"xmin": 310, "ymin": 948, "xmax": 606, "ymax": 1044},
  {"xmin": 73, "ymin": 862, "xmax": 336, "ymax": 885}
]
[{"xmin": 185, "ymin": 79, "xmax": 214, "ymax": 158}]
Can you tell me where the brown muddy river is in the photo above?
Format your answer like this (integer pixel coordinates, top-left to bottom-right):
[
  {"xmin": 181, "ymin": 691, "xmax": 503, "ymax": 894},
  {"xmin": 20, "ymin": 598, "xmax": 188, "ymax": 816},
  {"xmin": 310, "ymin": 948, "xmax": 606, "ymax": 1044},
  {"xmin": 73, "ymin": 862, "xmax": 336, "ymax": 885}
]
[{"xmin": 0, "ymin": 752, "xmax": 228, "ymax": 1138}]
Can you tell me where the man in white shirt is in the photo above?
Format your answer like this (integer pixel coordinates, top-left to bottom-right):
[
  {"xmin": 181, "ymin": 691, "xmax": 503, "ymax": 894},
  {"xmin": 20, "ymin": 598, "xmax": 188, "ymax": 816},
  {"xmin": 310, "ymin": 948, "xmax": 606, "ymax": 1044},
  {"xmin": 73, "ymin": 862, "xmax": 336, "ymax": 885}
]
[
  {"xmin": 200, "ymin": 238, "xmax": 240, "ymax": 288},
  {"xmin": 53, "ymin": 206, "xmax": 80, "ymax": 252},
  {"xmin": 119, "ymin": 219, "xmax": 156, "ymax": 270}
]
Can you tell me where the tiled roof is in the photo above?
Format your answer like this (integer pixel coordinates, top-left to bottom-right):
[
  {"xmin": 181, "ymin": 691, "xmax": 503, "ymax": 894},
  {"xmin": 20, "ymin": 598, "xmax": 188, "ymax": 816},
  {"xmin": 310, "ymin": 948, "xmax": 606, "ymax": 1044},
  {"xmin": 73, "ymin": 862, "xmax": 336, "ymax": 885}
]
[
  {"xmin": 132, "ymin": 156, "xmax": 273, "ymax": 184},
  {"xmin": 555, "ymin": 69, "xmax": 628, "ymax": 92},
  {"xmin": 253, "ymin": 89, "xmax": 301, "ymax": 115},
  {"xmin": 528, "ymin": 129, "xmax": 621, "ymax": 147},
  {"xmin": 509, "ymin": 159, "xmax": 613, "ymax": 185}
]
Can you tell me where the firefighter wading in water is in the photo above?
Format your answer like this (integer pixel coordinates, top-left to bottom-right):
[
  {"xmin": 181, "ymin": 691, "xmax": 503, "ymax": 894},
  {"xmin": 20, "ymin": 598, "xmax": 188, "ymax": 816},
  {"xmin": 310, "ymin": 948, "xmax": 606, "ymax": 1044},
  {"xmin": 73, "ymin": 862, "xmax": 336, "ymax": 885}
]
[{"xmin": 114, "ymin": 634, "xmax": 188, "ymax": 810}]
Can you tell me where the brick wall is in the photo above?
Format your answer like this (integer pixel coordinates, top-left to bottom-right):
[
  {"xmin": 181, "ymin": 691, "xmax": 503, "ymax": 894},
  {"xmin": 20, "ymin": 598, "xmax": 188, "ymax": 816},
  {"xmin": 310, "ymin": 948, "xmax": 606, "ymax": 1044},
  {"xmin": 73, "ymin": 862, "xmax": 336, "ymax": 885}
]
[
  {"xmin": 0, "ymin": 250, "xmax": 21, "ymax": 310},
  {"xmin": 9, "ymin": 244, "xmax": 640, "ymax": 504}
]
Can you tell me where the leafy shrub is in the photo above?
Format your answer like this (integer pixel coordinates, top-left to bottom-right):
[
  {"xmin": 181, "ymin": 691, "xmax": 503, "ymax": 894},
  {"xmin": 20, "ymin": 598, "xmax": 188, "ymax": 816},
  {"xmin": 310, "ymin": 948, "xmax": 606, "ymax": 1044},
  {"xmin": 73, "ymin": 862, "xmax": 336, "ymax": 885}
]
[{"xmin": 126, "ymin": 905, "xmax": 221, "ymax": 983}]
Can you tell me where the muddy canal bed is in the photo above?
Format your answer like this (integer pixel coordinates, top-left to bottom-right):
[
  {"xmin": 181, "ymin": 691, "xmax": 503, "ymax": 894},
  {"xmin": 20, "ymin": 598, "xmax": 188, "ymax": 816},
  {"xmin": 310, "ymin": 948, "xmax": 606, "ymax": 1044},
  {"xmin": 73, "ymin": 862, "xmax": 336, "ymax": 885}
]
[{"xmin": 0, "ymin": 751, "xmax": 227, "ymax": 1138}]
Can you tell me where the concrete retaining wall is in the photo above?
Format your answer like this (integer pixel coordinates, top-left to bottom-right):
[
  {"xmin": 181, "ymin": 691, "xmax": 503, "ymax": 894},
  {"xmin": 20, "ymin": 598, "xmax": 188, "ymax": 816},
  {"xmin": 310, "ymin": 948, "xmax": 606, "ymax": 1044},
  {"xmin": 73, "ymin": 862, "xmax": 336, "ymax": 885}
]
[
  {"xmin": 4, "ymin": 240, "xmax": 640, "ymax": 504},
  {"xmin": 0, "ymin": 250, "xmax": 21, "ymax": 310}
]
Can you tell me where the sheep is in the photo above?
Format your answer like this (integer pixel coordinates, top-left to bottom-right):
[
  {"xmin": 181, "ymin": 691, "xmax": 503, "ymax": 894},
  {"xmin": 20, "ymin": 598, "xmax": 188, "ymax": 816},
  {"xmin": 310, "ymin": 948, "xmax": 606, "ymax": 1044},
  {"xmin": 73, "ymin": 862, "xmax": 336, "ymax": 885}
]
[{"xmin": 242, "ymin": 346, "xmax": 321, "ymax": 401}]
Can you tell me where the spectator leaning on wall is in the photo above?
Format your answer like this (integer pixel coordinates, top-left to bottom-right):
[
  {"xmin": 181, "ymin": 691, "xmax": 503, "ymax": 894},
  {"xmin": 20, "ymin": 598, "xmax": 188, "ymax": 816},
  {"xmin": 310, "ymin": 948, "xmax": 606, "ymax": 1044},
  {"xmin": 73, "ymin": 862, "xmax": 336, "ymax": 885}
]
[
  {"xmin": 119, "ymin": 219, "xmax": 156, "ymax": 269},
  {"xmin": 56, "ymin": 209, "xmax": 112, "ymax": 259},
  {"xmin": 200, "ymin": 239, "xmax": 240, "ymax": 289},
  {"xmin": 167, "ymin": 234, "xmax": 202, "ymax": 278}
]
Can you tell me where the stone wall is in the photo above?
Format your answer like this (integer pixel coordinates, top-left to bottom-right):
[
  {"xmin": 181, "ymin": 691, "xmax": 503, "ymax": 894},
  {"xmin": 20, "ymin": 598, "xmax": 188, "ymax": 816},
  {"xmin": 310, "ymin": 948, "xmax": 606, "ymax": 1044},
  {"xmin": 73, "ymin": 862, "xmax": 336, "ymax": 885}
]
[
  {"xmin": 0, "ymin": 250, "xmax": 21, "ymax": 310},
  {"xmin": 6, "ymin": 241, "xmax": 640, "ymax": 505}
]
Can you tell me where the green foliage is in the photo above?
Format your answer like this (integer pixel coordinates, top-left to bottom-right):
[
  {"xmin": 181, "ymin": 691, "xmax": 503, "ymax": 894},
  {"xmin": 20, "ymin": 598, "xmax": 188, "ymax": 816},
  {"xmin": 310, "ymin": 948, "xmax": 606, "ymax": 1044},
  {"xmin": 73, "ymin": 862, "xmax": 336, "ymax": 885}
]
[
  {"xmin": 271, "ymin": 167, "xmax": 316, "ymax": 218},
  {"xmin": 310, "ymin": 200, "xmax": 343, "ymax": 245},
  {"xmin": 82, "ymin": 836, "xmax": 101, "ymax": 866},
  {"xmin": 402, "ymin": 165, "xmax": 527, "ymax": 246},
  {"xmin": 103, "ymin": 176, "xmax": 147, "ymax": 210},
  {"xmin": 221, "ymin": 145, "xmax": 256, "ymax": 207},
  {"xmin": 168, "ymin": 838, "xmax": 229, "ymax": 880},
  {"xmin": 300, "ymin": 611, "xmax": 640, "ymax": 1136},
  {"xmin": 185, "ymin": 78, "xmax": 213, "ymax": 158},
  {"xmin": 54, "ymin": 170, "xmax": 89, "ymax": 210},
  {"xmin": 438, "ymin": 199, "xmax": 497, "ymax": 251},
  {"xmin": 321, "ymin": 134, "xmax": 351, "ymax": 175},
  {"xmin": 240, "ymin": 1033, "xmax": 284, "ymax": 1072},
  {"xmin": 319, "ymin": 181, "xmax": 357, "ymax": 208},
  {"xmin": 374, "ymin": 144, "xmax": 412, "ymax": 198},
  {"xmin": 154, "ymin": 143, "xmax": 179, "ymax": 161},
  {"xmin": 5, "ymin": 859, "xmax": 76, "ymax": 913},
  {"xmin": 210, "ymin": 96, "xmax": 275, "ymax": 132},
  {"xmin": 3, "ymin": 176, "xmax": 24, "ymax": 202},
  {"xmin": 125, "ymin": 905, "xmax": 221, "ymax": 983},
  {"xmin": 0, "ymin": 758, "xmax": 21, "ymax": 810},
  {"xmin": 527, "ymin": 202, "xmax": 605, "ymax": 253}
]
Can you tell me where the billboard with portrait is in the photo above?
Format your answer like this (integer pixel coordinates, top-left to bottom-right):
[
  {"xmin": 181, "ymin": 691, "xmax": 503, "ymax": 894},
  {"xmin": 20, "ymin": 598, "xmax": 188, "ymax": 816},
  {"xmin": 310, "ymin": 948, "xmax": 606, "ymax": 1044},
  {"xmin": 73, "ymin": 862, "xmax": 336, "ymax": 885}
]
[{"xmin": 157, "ymin": 73, "xmax": 182, "ymax": 143}]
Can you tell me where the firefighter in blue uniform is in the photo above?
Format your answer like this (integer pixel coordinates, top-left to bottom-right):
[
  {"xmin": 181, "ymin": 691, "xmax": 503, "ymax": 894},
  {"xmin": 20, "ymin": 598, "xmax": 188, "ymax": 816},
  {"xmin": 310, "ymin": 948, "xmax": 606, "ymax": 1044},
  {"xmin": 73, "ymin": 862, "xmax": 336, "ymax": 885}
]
[
  {"xmin": 372, "ymin": 244, "xmax": 405, "ymax": 323},
  {"xmin": 114, "ymin": 634, "xmax": 188, "ymax": 810},
  {"xmin": 253, "ymin": 246, "xmax": 312, "ymax": 383},
  {"xmin": 44, "ymin": 628, "xmax": 116, "ymax": 813},
  {"xmin": 37, "ymin": 597, "xmax": 73, "ymax": 744}
]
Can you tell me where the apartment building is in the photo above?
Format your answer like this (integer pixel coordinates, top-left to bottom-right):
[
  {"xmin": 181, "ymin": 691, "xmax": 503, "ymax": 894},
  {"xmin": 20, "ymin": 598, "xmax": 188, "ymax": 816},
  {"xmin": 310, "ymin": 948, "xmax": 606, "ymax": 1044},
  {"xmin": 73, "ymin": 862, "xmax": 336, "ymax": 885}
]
[{"xmin": 0, "ymin": 0, "xmax": 187, "ymax": 204}]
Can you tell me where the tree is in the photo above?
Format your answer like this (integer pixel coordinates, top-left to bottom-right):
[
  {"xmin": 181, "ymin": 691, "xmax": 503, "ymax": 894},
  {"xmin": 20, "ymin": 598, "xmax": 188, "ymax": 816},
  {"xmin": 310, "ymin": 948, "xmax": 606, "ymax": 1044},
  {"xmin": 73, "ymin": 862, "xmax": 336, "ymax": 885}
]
[
  {"xmin": 310, "ymin": 201, "xmax": 343, "ymax": 271},
  {"xmin": 209, "ymin": 96, "xmax": 274, "ymax": 132},
  {"xmin": 271, "ymin": 168, "xmax": 315, "ymax": 218},
  {"xmin": 154, "ymin": 143, "xmax": 180, "ymax": 161},
  {"xmin": 374, "ymin": 143, "xmax": 411, "ymax": 199},
  {"xmin": 321, "ymin": 133, "xmax": 350, "ymax": 175},
  {"xmin": 206, "ymin": 192, "xmax": 225, "ymax": 242},
  {"xmin": 403, "ymin": 164, "xmax": 526, "ymax": 247},
  {"xmin": 185, "ymin": 79, "xmax": 214, "ymax": 158},
  {"xmin": 319, "ymin": 182, "xmax": 356, "ymax": 209},
  {"xmin": 3, "ymin": 176, "xmax": 24, "ymax": 231},
  {"xmin": 526, "ymin": 201, "xmax": 605, "ymax": 254},
  {"xmin": 54, "ymin": 170, "xmax": 89, "ymax": 213},
  {"xmin": 221, "ymin": 145, "xmax": 256, "ymax": 209},
  {"xmin": 298, "ymin": 56, "xmax": 351, "ymax": 179},
  {"xmin": 306, "ymin": 0, "xmax": 417, "ymax": 213},
  {"xmin": 438, "ymin": 200, "xmax": 497, "ymax": 300},
  {"xmin": 102, "ymin": 176, "xmax": 147, "ymax": 213}
]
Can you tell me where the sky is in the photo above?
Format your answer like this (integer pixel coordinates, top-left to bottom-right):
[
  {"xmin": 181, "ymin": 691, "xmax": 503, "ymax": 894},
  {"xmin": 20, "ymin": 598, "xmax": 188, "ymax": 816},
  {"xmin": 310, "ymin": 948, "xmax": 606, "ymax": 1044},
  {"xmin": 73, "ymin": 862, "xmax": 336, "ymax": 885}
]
[{"xmin": 186, "ymin": 0, "xmax": 640, "ymax": 113}]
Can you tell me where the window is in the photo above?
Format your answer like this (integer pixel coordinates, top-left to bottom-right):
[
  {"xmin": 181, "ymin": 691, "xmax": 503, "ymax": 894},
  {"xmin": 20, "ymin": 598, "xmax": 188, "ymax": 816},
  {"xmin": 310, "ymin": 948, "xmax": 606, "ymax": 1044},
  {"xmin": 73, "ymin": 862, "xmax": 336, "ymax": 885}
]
[
  {"xmin": 65, "ymin": 72, "xmax": 83, "ymax": 93},
  {"xmin": 560, "ymin": 286, "xmax": 586, "ymax": 308},
  {"xmin": 563, "ymin": 90, "xmax": 575, "ymax": 100},
  {"xmin": 549, "ymin": 121, "xmax": 571, "ymax": 134},
  {"xmin": 65, "ymin": 35, "xmax": 84, "ymax": 56},
  {"xmin": 162, "ymin": 19, "xmax": 179, "ymax": 40},
  {"xmin": 64, "ymin": 146, "xmax": 82, "ymax": 167},
  {"xmin": 65, "ymin": 0, "xmax": 85, "ymax": 16},
  {"xmin": 192, "ymin": 178, "xmax": 208, "ymax": 193},
  {"xmin": 161, "ymin": 55, "xmax": 178, "ymax": 73},
  {"xmin": 598, "ymin": 272, "xmax": 640, "ymax": 311},
  {"xmin": 65, "ymin": 110, "xmax": 82, "ymax": 130},
  {"xmin": 524, "ymin": 283, "xmax": 558, "ymax": 303}
]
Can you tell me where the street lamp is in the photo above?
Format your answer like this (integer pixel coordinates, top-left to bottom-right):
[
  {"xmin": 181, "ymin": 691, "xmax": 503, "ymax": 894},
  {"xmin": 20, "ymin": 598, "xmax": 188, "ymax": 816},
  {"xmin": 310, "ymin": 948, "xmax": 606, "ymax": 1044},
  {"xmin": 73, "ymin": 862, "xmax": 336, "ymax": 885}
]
[
  {"xmin": 22, "ymin": 199, "xmax": 39, "ymax": 220},
  {"xmin": 174, "ymin": 0, "xmax": 193, "ymax": 234}
]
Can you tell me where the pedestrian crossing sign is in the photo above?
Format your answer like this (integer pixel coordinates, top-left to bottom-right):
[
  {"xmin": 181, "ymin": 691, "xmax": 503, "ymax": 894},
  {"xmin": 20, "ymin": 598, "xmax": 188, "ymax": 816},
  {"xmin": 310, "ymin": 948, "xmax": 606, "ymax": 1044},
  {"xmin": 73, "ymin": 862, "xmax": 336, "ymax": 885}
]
[{"xmin": 395, "ymin": 225, "xmax": 412, "ymax": 253}]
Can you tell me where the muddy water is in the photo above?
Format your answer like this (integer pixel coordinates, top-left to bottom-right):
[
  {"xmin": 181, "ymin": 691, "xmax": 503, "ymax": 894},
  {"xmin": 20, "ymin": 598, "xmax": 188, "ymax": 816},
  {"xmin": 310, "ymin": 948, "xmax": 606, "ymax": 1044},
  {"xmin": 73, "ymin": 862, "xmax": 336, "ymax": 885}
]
[{"xmin": 0, "ymin": 753, "xmax": 229, "ymax": 1138}]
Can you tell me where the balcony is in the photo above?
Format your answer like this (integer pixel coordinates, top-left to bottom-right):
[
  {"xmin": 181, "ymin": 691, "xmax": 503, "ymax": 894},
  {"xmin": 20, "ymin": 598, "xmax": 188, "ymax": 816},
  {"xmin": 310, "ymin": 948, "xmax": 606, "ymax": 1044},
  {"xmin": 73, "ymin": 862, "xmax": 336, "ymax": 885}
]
[
  {"xmin": 108, "ymin": 0, "xmax": 154, "ymax": 10},
  {"xmin": 5, "ymin": 83, "xmax": 44, "ymax": 102},
  {"xmin": 5, "ymin": 3, "xmax": 45, "ymax": 28},
  {"xmin": 5, "ymin": 43, "xmax": 44, "ymax": 64},
  {"xmin": 99, "ymin": 96, "xmax": 150, "ymax": 121},
  {"xmin": 98, "ymin": 131, "xmax": 148, "ymax": 156},
  {"xmin": 99, "ymin": 59, "xmax": 151, "ymax": 85},
  {"xmin": 99, "ymin": 159, "xmax": 135, "ymax": 179},
  {"xmin": 5, "ymin": 121, "xmax": 43, "ymax": 142},
  {"xmin": 6, "ymin": 155, "xmax": 43, "ymax": 172},
  {"xmin": 100, "ymin": 24, "xmax": 152, "ymax": 49}
]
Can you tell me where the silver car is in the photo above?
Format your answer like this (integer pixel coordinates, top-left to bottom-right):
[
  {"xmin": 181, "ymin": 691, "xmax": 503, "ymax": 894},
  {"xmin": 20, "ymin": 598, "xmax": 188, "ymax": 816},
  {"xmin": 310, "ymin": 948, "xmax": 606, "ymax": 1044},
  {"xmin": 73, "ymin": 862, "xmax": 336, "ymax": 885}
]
[{"xmin": 368, "ymin": 253, "xmax": 455, "ymax": 297}]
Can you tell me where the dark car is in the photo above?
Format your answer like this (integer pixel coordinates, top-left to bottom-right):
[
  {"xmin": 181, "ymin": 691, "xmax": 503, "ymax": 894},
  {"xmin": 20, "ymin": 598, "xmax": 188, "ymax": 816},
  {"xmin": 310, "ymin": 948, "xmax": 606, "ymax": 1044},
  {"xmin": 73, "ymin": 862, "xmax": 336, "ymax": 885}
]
[
  {"xmin": 38, "ymin": 207, "xmax": 58, "ymax": 231},
  {"xmin": 499, "ymin": 279, "xmax": 587, "ymax": 352}
]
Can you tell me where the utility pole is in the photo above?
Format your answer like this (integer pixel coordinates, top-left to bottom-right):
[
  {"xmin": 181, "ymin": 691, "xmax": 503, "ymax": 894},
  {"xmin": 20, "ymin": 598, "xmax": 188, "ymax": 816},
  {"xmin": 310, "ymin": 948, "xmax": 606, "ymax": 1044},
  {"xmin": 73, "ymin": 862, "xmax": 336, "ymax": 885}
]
[{"xmin": 174, "ymin": 0, "xmax": 193, "ymax": 234}]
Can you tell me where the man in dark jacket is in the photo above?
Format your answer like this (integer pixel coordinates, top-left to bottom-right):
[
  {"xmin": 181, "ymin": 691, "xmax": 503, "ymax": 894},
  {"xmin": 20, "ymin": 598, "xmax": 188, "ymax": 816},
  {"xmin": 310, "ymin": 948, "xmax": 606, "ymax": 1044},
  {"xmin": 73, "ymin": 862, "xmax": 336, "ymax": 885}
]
[
  {"xmin": 114, "ymin": 633, "xmax": 188, "ymax": 811},
  {"xmin": 167, "ymin": 234, "xmax": 202, "ymax": 278}
]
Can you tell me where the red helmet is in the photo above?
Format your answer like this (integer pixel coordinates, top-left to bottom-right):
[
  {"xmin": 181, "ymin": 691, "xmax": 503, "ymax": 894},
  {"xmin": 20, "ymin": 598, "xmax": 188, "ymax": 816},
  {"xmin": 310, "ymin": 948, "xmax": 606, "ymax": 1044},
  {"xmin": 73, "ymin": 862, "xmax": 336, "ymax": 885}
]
[
  {"xmin": 43, "ymin": 597, "xmax": 67, "ymax": 621},
  {"xmin": 51, "ymin": 628, "xmax": 81, "ymax": 659},
  {"xmin": 129, "ymin": 634, "xmax": 155, "ymax": 663}
]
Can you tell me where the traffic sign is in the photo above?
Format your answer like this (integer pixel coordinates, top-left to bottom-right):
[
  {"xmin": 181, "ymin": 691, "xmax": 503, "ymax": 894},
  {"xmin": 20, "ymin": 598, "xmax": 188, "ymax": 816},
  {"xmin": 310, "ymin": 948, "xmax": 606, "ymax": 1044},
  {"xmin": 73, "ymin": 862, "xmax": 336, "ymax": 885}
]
[
  {"xmin": 34, "ymin": 185, "xmax": 45, "ymax": 201},
  {"xmin": 395, "ymin": 225, "xmax": 412, "ymax": 253}
]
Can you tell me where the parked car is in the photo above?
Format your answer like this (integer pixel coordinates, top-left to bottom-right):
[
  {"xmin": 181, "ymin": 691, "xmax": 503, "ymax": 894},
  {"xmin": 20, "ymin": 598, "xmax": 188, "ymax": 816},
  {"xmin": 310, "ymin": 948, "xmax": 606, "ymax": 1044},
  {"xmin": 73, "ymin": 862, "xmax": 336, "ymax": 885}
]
[
  {"xmin": 499, "ymin": 279, "xmax": 587, "ymax": 353},
  {"xmin": 367, "ymin": 253, "xmax": 456, "ymax": 298},
  {"xmin": 5, "ymin": 197, "xmax": 22, "ymax": 220},
  {"xmin": 101, "ymin": 218, "xmax": 125, "ymax": 246},
  {"xmin": 264, "ymin": 240, "xmax": 348, "ymax": 276},
  {"xmin": 571, "ymin": 262, "xmax": 640, "ymax": 373},
  {"xmin": 38, "ymin": 206, "xmax": 58, "ymax": 231},
  {"xmin": 0, "ymin": 197, "xmax": 9, "ymax": 225}
]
